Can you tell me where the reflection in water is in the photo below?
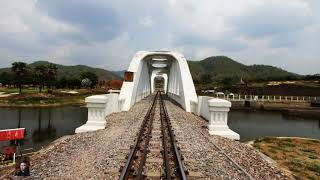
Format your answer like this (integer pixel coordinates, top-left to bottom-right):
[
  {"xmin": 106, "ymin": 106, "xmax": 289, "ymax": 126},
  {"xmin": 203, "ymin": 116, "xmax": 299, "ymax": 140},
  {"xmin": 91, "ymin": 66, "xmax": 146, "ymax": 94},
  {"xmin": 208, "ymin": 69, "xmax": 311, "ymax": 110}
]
[
  {"xmin": 32, "ymin": 109, "xmax": 57, "ymax": 143},
  {"xmin": 0, "ymin": 107, "xmax": 87, "ymax": 150}
]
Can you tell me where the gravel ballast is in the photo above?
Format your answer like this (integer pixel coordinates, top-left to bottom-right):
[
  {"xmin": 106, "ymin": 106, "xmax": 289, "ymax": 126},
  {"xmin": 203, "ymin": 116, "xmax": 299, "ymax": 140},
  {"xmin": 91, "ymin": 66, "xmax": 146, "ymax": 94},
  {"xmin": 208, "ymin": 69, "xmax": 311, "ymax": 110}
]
[
  {"xmin": 5, "ymin": 95, "xmax": 291, "ymax": 179},
  {"xmin": 164, "ymin": 98, "xmax": 291, "ymax": 180}
]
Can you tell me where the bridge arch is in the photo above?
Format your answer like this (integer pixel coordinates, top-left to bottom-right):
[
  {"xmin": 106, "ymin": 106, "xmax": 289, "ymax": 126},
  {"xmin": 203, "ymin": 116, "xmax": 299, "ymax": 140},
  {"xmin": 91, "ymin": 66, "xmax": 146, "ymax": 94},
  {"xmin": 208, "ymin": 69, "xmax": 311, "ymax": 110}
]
[
  {"xmin": 119, "ymin": 51, "xmax": 197, "ymax": 112},
  {"xmin": 151, "ymin": 72, "xmax": 167, "ymax": 94}
]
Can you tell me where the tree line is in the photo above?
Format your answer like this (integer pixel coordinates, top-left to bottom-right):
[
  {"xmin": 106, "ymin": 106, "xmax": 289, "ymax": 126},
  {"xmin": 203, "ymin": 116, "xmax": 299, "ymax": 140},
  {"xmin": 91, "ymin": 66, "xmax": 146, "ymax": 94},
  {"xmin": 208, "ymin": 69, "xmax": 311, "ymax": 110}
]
[
  {"xmin": 193, "ymin": 73, "xmax": 320, "ymax": 88},
  {"xmin": 0, "ymin": 62, "xmax": 99, "ymax": 93}
]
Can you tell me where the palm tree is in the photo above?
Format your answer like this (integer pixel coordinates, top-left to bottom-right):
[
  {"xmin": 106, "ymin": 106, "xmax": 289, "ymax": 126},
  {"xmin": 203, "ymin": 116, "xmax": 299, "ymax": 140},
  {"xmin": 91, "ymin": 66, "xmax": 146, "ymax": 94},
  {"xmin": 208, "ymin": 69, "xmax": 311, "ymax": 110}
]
[
  {"xmin": 35, "ymin": 64, "xmax": 58, "ymax": 92},
  {"xmin": 47, "ymin": 64, "xmax": 58, "ymax": 90},
  {"xmin": 35, "ymin": 65, "xmax": 47, "ymax": 93},
  {"xmin": 11, "ymin": 62, "xmax": 28, "ymax": 94}
]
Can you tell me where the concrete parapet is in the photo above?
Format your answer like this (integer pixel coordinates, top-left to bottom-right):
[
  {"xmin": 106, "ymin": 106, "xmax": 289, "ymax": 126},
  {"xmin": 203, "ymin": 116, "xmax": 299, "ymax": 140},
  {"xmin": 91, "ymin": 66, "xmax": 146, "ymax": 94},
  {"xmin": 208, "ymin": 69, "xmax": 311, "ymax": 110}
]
[
  {"xmin": 75, "ymin": 93, "xmax": 120, "ymax": 133},
  {"xmin": 207, "ymin": 98, "xmax": 240, "ymax": 140}
]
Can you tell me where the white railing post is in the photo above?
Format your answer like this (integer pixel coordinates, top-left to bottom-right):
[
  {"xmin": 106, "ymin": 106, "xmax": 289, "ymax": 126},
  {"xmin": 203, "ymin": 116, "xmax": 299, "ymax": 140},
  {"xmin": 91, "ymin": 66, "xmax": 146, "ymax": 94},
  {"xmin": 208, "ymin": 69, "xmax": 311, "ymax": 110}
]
[
  {"xmin": 190, "ymin": 100, "xmax": 198, "ymax": 115},
  {"xmin": 75, "ymin": 95, "xmax": 108, "ymax": 133},
  {"xmin": 207, "ymin": 99, "xmax": 240, "ymax": 140}
]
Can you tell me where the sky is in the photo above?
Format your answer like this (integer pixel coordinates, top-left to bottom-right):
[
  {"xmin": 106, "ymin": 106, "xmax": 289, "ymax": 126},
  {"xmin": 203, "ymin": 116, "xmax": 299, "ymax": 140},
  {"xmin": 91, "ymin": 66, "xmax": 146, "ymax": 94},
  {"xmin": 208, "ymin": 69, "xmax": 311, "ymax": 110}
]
[{"xmin": 0, "ymin": 0, "xmax": 319, "ymax": 74}]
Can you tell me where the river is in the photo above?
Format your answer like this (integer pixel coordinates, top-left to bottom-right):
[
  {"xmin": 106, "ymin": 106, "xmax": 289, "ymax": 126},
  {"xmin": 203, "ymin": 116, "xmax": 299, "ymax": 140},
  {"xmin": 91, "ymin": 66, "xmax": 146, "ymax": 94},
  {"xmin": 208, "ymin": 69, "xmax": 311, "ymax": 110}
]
[
  {"xmin": 0, "ymin": 106, "xmax": 87, "ymax": 151},
  {"xmin": 229, "ymin": 110, "xmax": 320, "ymax": 141},
  {"xmin": 0, "ymin": 107, "xmax": 319, "ymax": 151}
]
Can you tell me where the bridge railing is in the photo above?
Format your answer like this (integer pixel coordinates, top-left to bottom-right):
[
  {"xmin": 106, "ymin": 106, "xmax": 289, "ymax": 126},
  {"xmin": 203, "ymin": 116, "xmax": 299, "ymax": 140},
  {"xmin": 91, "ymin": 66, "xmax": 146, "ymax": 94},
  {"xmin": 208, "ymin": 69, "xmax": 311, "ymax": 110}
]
[
  {"xmin": 190, "ymin": 100, "xmax": 198, "ymax": 115},
  {"xmin": 221, "ymin": 94, "xmax": 319, "ymax": 102}
]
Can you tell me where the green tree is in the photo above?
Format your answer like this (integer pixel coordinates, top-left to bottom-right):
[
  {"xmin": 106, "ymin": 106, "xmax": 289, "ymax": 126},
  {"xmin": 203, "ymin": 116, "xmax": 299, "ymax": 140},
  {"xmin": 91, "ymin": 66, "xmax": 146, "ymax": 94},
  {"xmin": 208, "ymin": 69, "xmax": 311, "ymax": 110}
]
[
  {"xmin": 35, "ymin": 65, "xmax": 47, "ymax": 93},
  {"xmin": 58, "ymin": 76, "xmax": 67, "ymax": 89},
  {"xmin": 46, "ymin": 64, "xmax": 58, "ymax": 90},
  {"xmin": 11, "ymin": 62, "xmax": 28, "ymax": 93},
  {"xmin": 0, "ymin": 72, "xmax": 14, "ymax": 86},
  {"xmin": 35, "ymin": 64, "xmax": 58, "ymax": 92},
  {"xmin": 67, "ymin": 78, "xmax": 81, "ymax": 89},
  {"xmin": 80, "ymin": 71, "xmax": 98, "ymax": 88},
  {"xmin": 200, "ymin": 73, "xmax": 212, "ymax": 84}
]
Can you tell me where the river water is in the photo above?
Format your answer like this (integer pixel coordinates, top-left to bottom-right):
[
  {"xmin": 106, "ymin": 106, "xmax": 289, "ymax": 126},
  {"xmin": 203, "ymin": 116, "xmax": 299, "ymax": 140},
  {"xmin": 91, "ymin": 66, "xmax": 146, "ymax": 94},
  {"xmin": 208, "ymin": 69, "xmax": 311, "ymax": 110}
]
[
  {"xmin": 0, "ymin": 106, "xmax": 87, "ymax": 151},
  {"xmin": 0, "ymin": 107, "xmax": 319, "ymax": 151},
  {"xmin": 229, "ymin": 110, "xmax": 320, "ymax": 141}
]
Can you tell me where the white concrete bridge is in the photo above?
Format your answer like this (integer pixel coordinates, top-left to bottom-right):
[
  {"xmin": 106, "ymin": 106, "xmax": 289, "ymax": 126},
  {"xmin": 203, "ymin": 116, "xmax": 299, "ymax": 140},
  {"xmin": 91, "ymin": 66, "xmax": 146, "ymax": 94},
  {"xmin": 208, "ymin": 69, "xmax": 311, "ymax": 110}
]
[{"xmin": 76, "ymin": 51, "xmax": 239, "ymax": 140}]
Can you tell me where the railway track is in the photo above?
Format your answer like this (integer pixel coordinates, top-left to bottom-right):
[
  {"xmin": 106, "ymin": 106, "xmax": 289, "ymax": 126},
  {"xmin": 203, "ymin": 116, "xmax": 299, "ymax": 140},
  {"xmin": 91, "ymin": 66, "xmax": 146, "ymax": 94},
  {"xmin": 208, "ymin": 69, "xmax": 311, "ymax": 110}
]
[
  {"xmin": 163, "ymin": 97, "xmax": 254, "ymax": 179},
  {"xmin": 119, "ymin": 92, "xmax": 254, "ymax": 179},
  {"xmin": 119, "ymin": 91, "xmax": 187, "ymax": 180}
]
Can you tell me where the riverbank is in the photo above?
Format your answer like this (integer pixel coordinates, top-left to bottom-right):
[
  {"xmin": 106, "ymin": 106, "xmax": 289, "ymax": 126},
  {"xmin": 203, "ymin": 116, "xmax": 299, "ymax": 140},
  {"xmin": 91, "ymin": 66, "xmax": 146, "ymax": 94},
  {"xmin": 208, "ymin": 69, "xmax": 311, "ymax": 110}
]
[
  {"xmin": 231, "ymin": 100, "xmax": 320, "ymax": 119},
  {"xmin": 252, "ymin": 137, "xmax": 320, "ymax": 179},
  {"xmin": 0, "ymin": 88, "xmax": 107, "ymax": 107}
]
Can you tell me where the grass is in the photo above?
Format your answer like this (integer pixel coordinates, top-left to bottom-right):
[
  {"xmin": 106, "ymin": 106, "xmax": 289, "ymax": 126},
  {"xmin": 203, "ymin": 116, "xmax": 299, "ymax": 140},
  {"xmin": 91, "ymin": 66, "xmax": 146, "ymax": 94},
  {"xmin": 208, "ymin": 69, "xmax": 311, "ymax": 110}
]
[
  {"xmin": 0, "ymin": 87, "xmax": 108, "ymax": 107},
  {"xmin": 253, "ymin": 137, "xmax": 320, "ymax": 179},
  {"xmin": 0, "ymin": 87, "xmax": 40, "ymax": 94}
]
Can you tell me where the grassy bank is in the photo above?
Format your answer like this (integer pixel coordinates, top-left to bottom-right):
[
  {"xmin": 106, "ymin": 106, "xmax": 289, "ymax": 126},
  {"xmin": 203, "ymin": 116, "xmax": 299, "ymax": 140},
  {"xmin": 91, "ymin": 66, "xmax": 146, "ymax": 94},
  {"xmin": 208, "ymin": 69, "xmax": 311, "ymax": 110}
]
[
  {"xmin": 0, "ymin": 87, "xmax": 107, "ymax": 107},
  {"xmin": 253, "ymin": 137, "xmax": 320, "ymax": 179}
]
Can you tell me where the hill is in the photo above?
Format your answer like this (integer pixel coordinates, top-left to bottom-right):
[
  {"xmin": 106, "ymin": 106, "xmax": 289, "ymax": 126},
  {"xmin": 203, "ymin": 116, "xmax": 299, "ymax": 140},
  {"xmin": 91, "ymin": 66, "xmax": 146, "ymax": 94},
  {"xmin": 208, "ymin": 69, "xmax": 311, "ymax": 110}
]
[
  {"xmin": 111, "ymin": 70, "xmax": 125, "ymax": 78},
  {"xmin": 188, "ymin": 56, "xmax": 299, "ymax": 85},
  {"xmin": 0, "ymin": 61, "xmax": 120, "ymax": 82}
]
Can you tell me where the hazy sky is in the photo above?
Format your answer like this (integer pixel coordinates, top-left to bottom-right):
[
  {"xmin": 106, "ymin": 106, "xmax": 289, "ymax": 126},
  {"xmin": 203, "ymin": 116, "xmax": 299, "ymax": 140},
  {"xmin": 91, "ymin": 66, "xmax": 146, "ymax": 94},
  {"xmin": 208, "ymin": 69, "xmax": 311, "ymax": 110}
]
[{"xmin": 0, "ymin": 0, "xmax": 319, "ymax": 74}]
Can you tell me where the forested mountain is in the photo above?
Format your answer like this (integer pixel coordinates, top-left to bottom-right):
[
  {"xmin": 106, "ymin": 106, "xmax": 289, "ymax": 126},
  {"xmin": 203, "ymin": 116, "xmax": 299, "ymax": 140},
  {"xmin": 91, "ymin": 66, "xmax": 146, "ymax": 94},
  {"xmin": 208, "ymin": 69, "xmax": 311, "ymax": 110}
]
[
  {"xmin": 0, "ymin": 61, "xmax": 120, "ymax": 82},
  {"xmin": 187, "ymin": 56, "xmax": 299, "ymax": 85},
  {"xmin": 0, "ymin": 57, "xmax": 301, "ymax": 86}
]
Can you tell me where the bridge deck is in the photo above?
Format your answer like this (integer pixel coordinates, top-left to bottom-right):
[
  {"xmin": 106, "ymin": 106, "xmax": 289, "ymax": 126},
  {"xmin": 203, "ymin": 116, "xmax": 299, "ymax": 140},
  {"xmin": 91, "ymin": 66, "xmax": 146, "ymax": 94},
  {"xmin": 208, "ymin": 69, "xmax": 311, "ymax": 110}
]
[{"xmin": 25, "ymin": 95, "xmax": 290, "ymax": 179}]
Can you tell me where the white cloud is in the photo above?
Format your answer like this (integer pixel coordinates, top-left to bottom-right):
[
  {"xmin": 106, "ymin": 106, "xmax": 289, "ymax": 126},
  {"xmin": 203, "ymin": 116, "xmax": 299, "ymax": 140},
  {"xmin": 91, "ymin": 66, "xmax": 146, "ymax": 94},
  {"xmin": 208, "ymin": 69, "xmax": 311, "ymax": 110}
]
[
  {"xmin": 0, "ymin": 0, "xmax": 318, "ymax": 74},
  {"xmin": 138, "ymin": 16, "xmax": 154, "ymax": 27}
]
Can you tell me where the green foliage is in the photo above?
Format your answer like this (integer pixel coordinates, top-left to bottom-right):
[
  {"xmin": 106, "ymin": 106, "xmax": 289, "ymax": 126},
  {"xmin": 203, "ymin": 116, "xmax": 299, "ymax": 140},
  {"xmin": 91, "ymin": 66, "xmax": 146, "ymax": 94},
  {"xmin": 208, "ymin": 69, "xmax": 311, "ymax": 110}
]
[
  {"xmin": 0, "ymin": 60, "xmax": 120, "ymax": 84},
  {"xmin": 199, "ymin": 73, "xmax": 212, "ymax": 84},
  {"xmin": 0, "ymin": 72, "xmax": 14, "ymax": 85},
  {"xmin": 11, "ymin": 62, "xmax": 29, "ymax": 93},
  {"xmin": 307, "ymin": 163, "xmax": 320, "ymax": 173},
  {"xmin": 80, "ymin": 71, "xmax": 98, "ymax": 88},
  {"xmin": 288, "ymin": 159, "xmax": 304, "ymax": 172},
  {"xmin": 187, "ymin": 56, "xmax": 300, "ymax": 87},
  {"xmin": 0, "ymin": 60, "xmax": 121, "ymax": 90},
  {"xmin": 35, "ymin": 63, "xmax": 58, "ymax": 92},
  {"xmin": 30, "ymin": 61, "xmax": 119, "ymax": 82}
]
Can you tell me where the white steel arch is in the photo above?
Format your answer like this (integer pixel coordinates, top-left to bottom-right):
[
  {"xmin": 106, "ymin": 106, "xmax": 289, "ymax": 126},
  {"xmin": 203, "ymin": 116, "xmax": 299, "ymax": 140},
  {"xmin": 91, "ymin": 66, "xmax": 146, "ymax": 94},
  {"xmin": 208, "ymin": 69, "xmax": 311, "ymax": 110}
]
[
  {"xmin": 151, "ymin": 72, "xmax": 168, "ymax": 94},
  {"xmin": 119, "ymin": 51, "xmax": 197, "ymax": 112}
]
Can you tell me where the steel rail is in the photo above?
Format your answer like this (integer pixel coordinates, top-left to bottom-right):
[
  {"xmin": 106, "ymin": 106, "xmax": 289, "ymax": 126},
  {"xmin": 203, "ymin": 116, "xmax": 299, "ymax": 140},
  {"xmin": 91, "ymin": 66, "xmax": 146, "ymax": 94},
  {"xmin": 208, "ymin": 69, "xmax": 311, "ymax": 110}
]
[
  {"xmin": 119, "ymin": 92, "xmax": 159, "ymax": 180},
  {"xmin": 135, "ymin": 100, "xmax": 156, "ymax": 179},
  {"xmin": 159, "ymin": 93, "xmax": 187, "ymax": 180},
  {"xmin": 159, "ymin": 96, "xmax": 172, "ymax": 180},
  {"xmin": 163, "ymin": 95, "xmax": 253, "ymax": 180}
]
